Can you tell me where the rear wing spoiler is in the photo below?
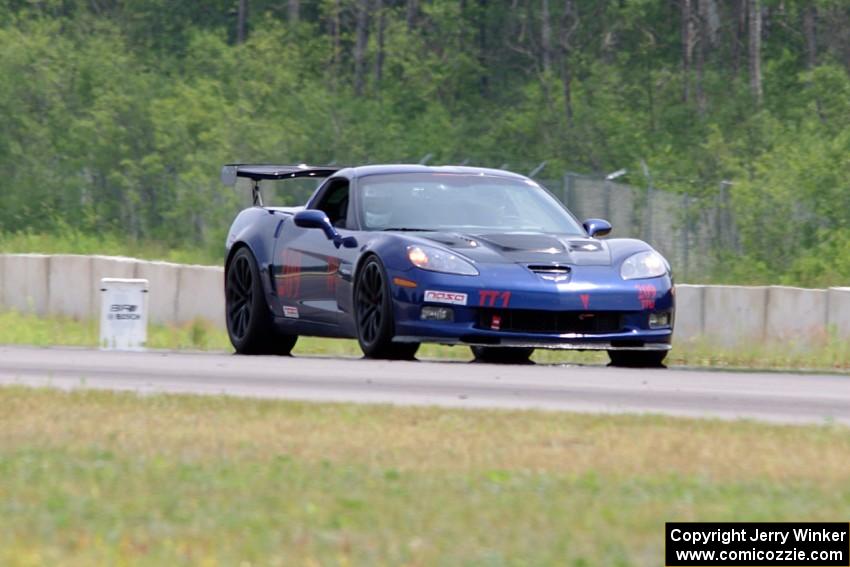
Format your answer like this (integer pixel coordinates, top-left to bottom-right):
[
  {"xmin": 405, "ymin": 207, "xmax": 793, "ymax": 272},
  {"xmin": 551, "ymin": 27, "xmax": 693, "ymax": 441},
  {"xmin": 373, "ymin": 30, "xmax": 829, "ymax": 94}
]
[{"xmin": 221, "ymin": 164, "xmax": 340, "ymax": 206}]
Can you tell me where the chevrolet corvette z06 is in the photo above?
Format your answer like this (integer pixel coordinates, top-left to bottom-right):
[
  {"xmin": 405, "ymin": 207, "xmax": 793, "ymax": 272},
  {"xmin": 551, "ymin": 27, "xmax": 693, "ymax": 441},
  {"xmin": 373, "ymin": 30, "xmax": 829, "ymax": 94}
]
[{"xmin": 221, "ymin": 164, "xmax": 674, "ymax": 366}]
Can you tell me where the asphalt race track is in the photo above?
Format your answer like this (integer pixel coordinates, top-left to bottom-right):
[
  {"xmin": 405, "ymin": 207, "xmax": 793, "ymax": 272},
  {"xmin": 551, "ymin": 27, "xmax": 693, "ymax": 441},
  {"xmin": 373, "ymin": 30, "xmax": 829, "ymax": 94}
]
[{"xmin": 1, "ymin": 345, "xmax": 848, "ymax": 425}]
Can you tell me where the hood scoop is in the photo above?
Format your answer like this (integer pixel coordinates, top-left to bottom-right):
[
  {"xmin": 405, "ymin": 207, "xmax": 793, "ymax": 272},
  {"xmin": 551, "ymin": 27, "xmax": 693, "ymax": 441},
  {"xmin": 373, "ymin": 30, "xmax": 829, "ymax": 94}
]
[{"xmin": 477, "ymin": 233, "xmax": 565, "ymax": 253}]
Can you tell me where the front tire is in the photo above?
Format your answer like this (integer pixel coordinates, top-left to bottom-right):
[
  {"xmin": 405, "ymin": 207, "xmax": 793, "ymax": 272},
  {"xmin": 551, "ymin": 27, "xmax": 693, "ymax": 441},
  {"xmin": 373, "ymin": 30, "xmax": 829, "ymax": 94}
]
[
  {"xmin": 354, "ymin": 256, "xmax": 419, "ymax": 360},
  {"xmin": 226, "ymin": 247, "xmax": 297, "ymax": 355},
  {"xmin": 471, "ymin": 346, "xmax": 534, "ymax": 364},
  {"xmin": 607, "ymin": 350, "xmax": 667, "ymax": 368}
]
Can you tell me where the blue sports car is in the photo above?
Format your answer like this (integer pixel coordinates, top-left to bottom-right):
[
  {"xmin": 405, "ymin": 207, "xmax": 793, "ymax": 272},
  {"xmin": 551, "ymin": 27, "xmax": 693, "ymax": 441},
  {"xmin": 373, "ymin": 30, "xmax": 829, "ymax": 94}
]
[{"xmin": 221, "ymin": 164, "xmax": 674, "ymax": 366}]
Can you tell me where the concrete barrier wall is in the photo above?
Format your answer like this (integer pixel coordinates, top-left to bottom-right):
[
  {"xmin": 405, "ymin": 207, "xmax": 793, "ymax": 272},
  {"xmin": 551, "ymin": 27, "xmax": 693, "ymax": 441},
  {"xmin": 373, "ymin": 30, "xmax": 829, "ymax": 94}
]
[
  {"xmin": 0, "ymin": 254, "xmax": 223, "ymax": 327},
  {"xmin": 764, "ymin": 286, "xmax": 829, "ymax": 345},
  {"xmin": 674, "ymin": 284, "xmax": 847, "ymax": 347},
  {"xmin": 176, "ymin": 265, "xmax": 225, "ymax": 328},
  {"xmin": 672, "ymin": 284, "xmax": 703, "ymax": 342},
  {"xmin": 828, "ymin": 287, "xmax": 850, "ymax": 339},
  {"xmin": 135, "ymin": 261, "xmax": 180, "ymax": 325},
  {"xmin": 48, "ymin": 254, "xmax": 93, "ymax": 320},
  {"xmin": 3, "ymin": 254, "xmax": 49, "ymax": 316},
  {"xmin": 703, "ymin": 285, "xmax": 769, "ymax": 347},
  {"xmin": 0, "ymin": 253, "xmax": 849, "ymax": 348}
]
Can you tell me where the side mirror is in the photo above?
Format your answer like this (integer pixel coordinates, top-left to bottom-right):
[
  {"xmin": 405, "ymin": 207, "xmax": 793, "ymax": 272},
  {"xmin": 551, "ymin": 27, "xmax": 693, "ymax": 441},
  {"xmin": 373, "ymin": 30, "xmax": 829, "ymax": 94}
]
[
  {"xmin": 293, "ymin": 209, "xmax": 358, "ymax": 249},
  {"xmin": 583, "ymin": 218, "xmax": 612, "ymax": 238},
  {"xmin": 294, "ymin": 209, "xmax": 335, "ymax": 237}
]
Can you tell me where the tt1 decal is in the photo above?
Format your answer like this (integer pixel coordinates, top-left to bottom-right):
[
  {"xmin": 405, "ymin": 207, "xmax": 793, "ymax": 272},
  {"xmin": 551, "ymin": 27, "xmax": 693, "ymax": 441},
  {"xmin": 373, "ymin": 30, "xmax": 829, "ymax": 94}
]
[
  {"xmin": 478, "ymin": 290, "xmax": 511, "ymax": 308},
  {"xmin": 424, "ymin": 290, "xmax": 468, "ymax": 305},
  {"xmin": 580, "ymin": 294, "xmax": 591, "ymax": 310},
  {"xmin": 490, "ymin": 314, "xmax": 502, "ymax": 330},
  {"xmin": 277, "ymin": 249, "xmax": 303, "ymax": 298},
  {"xmin": 636, "ymin": 284, "xmax": 657, "ymax": 309},
  {"xmin": 283, "ymin": 305, "xmax": 299, "ymax": 318}
]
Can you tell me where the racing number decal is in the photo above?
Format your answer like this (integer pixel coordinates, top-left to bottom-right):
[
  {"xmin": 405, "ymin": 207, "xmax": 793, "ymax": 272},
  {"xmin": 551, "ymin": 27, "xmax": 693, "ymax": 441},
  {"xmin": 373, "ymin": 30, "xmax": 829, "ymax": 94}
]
[
  {"xmin": 478, "ymin": 290, "xmax": 511, "ymax": 308},
  {"xmin": 636, "ymin": 284, "xmax": 657, "ymax": 309},
  {"xmin": 580, "ymin": 294, "xmax": 590, "ymax": 310}
]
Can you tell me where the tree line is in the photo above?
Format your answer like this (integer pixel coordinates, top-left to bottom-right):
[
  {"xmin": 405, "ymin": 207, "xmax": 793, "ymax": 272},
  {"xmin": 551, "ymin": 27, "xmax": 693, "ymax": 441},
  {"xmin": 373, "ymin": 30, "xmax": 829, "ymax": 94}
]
[{"xmin": 1, "ymin": 0, "xmax": 849, "ymax": 284}]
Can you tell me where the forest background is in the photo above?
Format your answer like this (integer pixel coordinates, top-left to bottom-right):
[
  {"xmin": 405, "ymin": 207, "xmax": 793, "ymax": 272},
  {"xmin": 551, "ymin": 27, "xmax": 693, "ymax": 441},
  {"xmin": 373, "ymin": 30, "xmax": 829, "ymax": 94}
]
[{"xmin": 1, "ymin": 0, "xmax": 849, "ymax": 285}]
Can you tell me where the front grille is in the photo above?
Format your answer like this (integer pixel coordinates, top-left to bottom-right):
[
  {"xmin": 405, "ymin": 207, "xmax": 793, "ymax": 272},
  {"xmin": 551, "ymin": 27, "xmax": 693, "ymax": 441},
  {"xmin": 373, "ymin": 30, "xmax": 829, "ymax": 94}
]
[
  {"xmin": 476, "ymin": 308, "xmax": 624, "ymax": 335},
  {"xmin": 527, "ymin": 264, "xmax": 571, "ymax": 282}
]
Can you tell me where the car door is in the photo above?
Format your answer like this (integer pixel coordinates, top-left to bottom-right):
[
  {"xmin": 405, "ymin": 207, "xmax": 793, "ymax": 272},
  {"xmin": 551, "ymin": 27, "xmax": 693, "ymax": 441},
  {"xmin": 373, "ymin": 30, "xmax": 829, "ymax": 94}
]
[{"xmin": 273, "ymin": 176, "xmax": 358, "ymax": 329}]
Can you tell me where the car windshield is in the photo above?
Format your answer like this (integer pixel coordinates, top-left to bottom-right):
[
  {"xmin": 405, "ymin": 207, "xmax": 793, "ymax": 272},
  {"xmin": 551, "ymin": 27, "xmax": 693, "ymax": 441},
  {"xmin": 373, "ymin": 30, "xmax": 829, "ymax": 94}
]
[{"xmin": 357, "ymin": 173, "xmax": 585, "ymax": 234}]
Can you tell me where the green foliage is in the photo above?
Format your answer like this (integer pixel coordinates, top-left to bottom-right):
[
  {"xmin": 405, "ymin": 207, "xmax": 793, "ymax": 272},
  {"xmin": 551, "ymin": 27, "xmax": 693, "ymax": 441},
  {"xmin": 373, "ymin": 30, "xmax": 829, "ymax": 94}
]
[
  {"xmin": 0, "ymin": 228, "xmax": 223, "ymax": 264},
  {"xmin": 0, "ymin": 2, "xmax": 849, "ymax": 285}
]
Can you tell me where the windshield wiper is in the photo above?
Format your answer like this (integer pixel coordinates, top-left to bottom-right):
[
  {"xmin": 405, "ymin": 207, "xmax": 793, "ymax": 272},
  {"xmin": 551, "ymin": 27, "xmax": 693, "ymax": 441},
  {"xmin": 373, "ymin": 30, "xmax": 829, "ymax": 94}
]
[{"xmin": 381, "ymin": 227, "xmax": 433, "ymax": 232}]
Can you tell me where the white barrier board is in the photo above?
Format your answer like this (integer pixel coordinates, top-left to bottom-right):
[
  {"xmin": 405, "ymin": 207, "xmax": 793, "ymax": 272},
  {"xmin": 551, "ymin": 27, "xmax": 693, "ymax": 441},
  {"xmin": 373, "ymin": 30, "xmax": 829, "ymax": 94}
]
[{"xmin": 99, "ymin": 278, "xmax": 149, "ymax": 351}]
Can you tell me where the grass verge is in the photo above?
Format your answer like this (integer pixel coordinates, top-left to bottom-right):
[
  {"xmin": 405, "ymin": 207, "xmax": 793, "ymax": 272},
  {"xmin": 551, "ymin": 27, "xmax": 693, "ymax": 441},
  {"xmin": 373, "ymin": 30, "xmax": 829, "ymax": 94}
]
[
  {"xmin": 0, "ymin": 230, "xmax": 221, "ymax": 265},
  {"xmin": 2, "ymin": 310, "xmax": 849, "ymax": 372},
  {"xmin": 1, "ymin": 387, "xmax": 849, "ymax": 565}
]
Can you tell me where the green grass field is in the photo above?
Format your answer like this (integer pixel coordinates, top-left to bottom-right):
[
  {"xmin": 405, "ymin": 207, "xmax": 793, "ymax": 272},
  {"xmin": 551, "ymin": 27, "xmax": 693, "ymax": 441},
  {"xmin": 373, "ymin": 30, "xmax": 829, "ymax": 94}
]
[
  {"xmin": 1, "ymin": 387, "xmax": 849, "ymax": 566},
  {"xmin": 2, "ymin": 310, "xmax": 849, "ymax": 372},
  {"xmin": 0, "ymin": 231, "xmax": 222, "ymax": 266}
]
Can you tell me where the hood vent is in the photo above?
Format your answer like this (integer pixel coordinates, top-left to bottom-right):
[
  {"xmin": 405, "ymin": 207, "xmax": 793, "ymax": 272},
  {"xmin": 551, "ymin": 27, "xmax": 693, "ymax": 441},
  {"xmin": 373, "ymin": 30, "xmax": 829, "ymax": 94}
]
[
  {"xmin": 423, "ymin": 233, "xmax": 479, "ymax": 248},
  {"xmin": 568, "ymin": 240, "xmax": 603, "ymax": 252},
  {"xmin": 478, "ymin": 234, "xmax": 565, "ymax": 253},
  {"xmin": 527, "ymin": 264, "xmax": 571, "ymax": 282}
]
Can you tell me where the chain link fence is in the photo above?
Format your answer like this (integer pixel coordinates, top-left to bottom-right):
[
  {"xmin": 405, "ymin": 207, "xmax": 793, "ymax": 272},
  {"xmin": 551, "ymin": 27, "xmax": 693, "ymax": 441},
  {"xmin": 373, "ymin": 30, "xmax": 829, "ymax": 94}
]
[
  {"xmin": 538, "ymin": 172, "xmax": 739, "ymax": 282},
  {"xmin": 246, "ymin": 162, "xmax": 739, "ymax": 282}
]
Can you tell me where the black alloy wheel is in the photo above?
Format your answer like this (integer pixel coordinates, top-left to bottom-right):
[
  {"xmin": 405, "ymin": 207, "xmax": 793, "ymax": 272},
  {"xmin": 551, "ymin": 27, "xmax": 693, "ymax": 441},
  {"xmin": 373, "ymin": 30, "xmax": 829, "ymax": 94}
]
[
  {"xmin": 470, "ymin": 346, "xmax": 535, "ymax": 364},
  {"xmin": 227, "ymin": 252, "xmax": 254, "ymax": 341},
  {"xmin": 226, "ymin": 247, "xmax": 297, "ymax": 355},
  {"xmin": 354, "ymin": 256, "xmax": 419, "ymax": 360},
  {"xmin": 607, "ymin": 349, "xmax": 667, "ymax": 368}
]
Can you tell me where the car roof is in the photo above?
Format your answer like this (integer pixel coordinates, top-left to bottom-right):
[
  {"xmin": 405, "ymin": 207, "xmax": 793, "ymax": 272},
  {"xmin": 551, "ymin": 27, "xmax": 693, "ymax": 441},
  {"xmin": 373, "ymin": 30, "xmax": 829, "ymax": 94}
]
[{"xmin": 339, "ymin": 164, "xmax": 530, "ymax": 181}]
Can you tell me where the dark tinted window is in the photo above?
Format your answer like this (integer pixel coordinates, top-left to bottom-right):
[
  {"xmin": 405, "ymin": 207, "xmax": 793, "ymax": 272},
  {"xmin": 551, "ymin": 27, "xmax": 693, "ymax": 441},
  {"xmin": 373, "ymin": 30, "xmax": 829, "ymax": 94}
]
[{"xmin": 315, "ymin": 179, "xmax": 350, "ymax": 228}]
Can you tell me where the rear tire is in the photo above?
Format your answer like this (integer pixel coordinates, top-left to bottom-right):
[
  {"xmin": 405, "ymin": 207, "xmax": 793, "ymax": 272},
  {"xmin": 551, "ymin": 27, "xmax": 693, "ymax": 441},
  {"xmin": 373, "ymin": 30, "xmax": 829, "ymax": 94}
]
[
  {"xmin": 471, "ymin": 346, "xmax": 534, "ymax": 364},
  {"xmin": 226, "ymin": 247, "xmax": 298, "ymax": 355},
  {"xmin": 354, "ymin": 256, "xmax": 419, "ymax": 360},
  {"xmin": 607, "ymin": 350, "xmax": 667, "ymax": 368}
]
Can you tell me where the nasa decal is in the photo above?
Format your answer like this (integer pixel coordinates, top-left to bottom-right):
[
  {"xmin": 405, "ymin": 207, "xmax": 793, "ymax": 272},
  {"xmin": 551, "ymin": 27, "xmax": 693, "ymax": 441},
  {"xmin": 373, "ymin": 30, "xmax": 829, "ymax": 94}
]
[{"xmin": 424, "ymin": 290, "xmax": 468, "ymax": 305}]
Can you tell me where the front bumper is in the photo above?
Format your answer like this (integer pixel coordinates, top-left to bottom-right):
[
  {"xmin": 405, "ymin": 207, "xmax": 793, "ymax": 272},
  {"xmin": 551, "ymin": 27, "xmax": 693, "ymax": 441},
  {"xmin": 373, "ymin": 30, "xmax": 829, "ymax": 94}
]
[
  {"xmin": 389, "ymin": 269, "xmax": 674, "ymax": 351},
  {"xmin": 394, "ymin": 319, "xmax": 673, "ymax": 350}
]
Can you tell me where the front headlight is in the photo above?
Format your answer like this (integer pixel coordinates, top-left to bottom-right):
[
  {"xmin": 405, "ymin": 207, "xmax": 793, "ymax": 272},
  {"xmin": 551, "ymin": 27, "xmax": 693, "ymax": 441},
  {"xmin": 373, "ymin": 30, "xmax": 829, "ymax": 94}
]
[
  {"xmin": 620, "ymin": 250, "xmax": 668, "ymax": 280},
  {"xmin": 407, "ymin": 245, "xmax": 479, "ymax": 276}
]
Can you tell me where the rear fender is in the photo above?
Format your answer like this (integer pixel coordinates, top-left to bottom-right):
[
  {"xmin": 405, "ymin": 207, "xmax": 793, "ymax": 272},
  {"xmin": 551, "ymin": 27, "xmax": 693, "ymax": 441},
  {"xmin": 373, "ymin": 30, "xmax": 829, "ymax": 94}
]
[{"xmin": 226, "ymin": 207, "xmax": 288, "ymax": 316}]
